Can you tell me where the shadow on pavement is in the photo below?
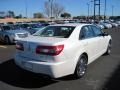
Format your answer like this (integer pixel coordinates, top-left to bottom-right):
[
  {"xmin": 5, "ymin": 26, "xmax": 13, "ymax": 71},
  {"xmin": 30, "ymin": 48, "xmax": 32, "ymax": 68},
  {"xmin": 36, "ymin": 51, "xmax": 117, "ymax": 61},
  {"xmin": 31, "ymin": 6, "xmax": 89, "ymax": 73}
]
[
  {"xmin": 0, "ymin": 42, "xmax": 14, "ymax": 45},
  {"xmin": 0, "ymin": 42, "xmax": 7, "ymax": 45},
  {"xmin": 0, "ymin": 59, "xmax": 58, "ymax": 88},
  {"xmin": 102, "ymin": 64, "xmax": 120, "ymax": 90}
]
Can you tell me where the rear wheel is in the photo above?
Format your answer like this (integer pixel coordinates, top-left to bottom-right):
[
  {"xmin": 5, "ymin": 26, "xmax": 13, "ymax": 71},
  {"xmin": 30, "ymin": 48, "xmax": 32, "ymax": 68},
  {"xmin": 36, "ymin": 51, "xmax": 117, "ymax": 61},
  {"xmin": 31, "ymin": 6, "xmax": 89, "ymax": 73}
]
[
  {"xmin": 74, "ymin": 54, "xmax": 88, "ymax": 79},
  {"xmin": 105, "ymin": 41, "xmax": 112, "ymax": 55}
]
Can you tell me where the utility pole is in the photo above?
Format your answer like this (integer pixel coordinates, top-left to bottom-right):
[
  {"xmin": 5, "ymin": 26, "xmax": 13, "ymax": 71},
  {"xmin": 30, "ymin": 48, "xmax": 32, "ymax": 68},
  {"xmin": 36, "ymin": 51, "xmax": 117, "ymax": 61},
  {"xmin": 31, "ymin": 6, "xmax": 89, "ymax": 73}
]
[
  {"xmin": 87, "ymin": 3, "xmax": 90, "ymax": 22},
  {"xmin": 104, "ymin": 0, "xmax": 106, "ymax": 21},
  {"xmin": 94, "ymin": 0, "xmax": 96, "ymax": 22},
  {"xmin": 25, "ymin": 0, "xmax": 28, "ymax": 18},
  {"xmin": 90, "ymin": 0, "xmax": 94, "ymax": 16},
  {"xmin": 93, "ymin": 0, "xmax": 100, "ymax": 23},
  {"xmin": 112, "ymin": 5, "xmax": 114, "ymax": 17},
  {"xmin": 49, "ymin": 0, "xmax": 53, "ymax": 20},
  {"xmin": 98, "ymin": 0, "xmax": 100, "ymax": 21}
]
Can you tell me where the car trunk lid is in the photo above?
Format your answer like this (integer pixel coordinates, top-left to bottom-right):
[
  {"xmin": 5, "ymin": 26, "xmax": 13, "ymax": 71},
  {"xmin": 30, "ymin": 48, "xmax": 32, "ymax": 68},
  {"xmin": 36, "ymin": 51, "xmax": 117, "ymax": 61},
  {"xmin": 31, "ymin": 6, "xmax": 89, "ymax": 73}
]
[{"xmin": 17, "ymin": 36, "xmax": 67, "ymax": 62}]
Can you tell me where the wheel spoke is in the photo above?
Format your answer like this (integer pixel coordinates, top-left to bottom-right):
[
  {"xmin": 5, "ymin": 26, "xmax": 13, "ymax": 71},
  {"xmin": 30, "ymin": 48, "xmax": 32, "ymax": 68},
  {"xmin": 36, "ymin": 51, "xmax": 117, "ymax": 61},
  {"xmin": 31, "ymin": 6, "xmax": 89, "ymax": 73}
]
[{"xmin": 78, "ymin": 57, "xmax": 87, "ymax": 76}]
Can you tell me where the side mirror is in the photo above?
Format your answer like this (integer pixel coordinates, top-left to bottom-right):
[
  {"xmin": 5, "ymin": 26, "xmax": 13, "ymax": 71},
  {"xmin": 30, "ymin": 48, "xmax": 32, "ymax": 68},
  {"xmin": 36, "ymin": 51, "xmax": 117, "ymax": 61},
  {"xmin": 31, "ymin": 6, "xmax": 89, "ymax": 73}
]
[
  {"xmin": 102, "ymin": 32, "xmax": 109, "ymax": 36},
  {"xmin": 79, "ymin": 35, "xmax": 85, "ymax": 40}
]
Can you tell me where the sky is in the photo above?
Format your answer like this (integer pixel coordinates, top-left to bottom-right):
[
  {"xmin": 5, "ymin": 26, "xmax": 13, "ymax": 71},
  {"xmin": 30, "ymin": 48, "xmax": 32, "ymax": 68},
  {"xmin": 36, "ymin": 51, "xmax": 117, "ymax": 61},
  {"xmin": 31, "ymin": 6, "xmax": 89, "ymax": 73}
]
[{"xmin": 0, "ymin": 0, "xmax": 120, "ymax": 17}]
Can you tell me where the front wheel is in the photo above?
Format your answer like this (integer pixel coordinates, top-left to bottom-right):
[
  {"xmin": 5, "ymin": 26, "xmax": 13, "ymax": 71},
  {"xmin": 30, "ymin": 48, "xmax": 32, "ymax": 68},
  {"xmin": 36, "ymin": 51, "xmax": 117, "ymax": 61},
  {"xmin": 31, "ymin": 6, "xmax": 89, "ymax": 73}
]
[
  {"xmin": 4, "ymin": 36, "xmax": 11, "ymax": 44},
  {"xmin": 105, "ymin": 41, "xmax": 112, "ymax": 55},
  {"xmin": 74, "ymin": 54, "xmax": 88, "ymax": 79}
]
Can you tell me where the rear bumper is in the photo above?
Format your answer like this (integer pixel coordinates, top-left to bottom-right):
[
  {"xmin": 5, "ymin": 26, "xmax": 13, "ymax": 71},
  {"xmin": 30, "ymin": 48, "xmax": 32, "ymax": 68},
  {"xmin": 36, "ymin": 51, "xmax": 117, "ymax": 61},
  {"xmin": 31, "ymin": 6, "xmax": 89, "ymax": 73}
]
[{"xmin": 14, "ymin": 55, "xmax": 73, "ymax": 78}]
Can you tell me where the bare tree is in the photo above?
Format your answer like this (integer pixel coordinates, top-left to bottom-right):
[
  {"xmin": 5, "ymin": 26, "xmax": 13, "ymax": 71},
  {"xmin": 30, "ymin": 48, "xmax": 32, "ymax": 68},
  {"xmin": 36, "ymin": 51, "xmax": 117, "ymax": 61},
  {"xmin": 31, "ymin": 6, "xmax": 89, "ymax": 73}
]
[
  {"xmin": 61, "ymin": 12, "xmax": 71, "ymax": 19},
  {"xmin": 43, "ymin": 1, "xmax": 64, "ymax": 19},
  {"xmin": 53, "ymin": 2, "xmax": 64, "ymax": 19},
  {"xmin": 44, "ymin": 1, "xmax": 50, "ymax": 18}
]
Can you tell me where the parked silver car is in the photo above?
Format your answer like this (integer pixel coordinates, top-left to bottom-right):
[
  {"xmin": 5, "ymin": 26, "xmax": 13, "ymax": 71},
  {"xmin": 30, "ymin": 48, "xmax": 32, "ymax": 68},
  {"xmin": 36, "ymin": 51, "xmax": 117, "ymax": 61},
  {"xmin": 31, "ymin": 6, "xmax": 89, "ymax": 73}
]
[
  {"xmin": 116, "ymin": 20, "xmax": 120, "ymax": 26},
  {"xmin": 99, "ymin": 22, "xmax": 112, "ymax": 29},
  {"xmin": 0, "ymin": 25, "xmax": 30, "ymax": 44},
  {"xmin": 20, "ymin": 23, "xmax": 46, "ymax": 34}
]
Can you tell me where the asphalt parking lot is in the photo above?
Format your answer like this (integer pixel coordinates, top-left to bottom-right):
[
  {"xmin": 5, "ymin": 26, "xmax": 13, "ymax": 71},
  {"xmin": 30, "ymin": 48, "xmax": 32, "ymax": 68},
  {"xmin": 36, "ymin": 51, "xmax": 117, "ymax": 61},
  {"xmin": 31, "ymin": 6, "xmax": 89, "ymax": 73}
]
[{"xmin": 0, "ymin": 27, "xmax": 120, "ymax": 90}]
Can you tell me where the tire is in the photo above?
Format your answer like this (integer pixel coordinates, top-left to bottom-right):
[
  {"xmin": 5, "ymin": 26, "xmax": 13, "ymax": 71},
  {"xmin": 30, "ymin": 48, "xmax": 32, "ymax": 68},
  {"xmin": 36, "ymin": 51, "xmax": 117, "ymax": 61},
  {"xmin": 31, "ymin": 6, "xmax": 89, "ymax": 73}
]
[
  {"xmin": 74, "ymin": 54, "xmax": 88, "ymax": 79},
  {"xmin": 4, "ymin": 36, "xmax": 11, "ymax": 44},
  {"xmin": 105, "ymin": 41, "xmax": 112, "ymax": 55}
]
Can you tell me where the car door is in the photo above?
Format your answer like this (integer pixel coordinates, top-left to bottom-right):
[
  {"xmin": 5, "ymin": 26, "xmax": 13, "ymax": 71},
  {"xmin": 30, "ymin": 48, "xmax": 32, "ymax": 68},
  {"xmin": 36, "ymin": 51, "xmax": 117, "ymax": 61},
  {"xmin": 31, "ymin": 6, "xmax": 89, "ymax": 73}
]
[
  {"xmin": 91, "ymin": 25, "xmax": 107, "ymax": 55},
  {"xmin": 79, "ymin": 25, "xmax": 99, "ymax": 64}
]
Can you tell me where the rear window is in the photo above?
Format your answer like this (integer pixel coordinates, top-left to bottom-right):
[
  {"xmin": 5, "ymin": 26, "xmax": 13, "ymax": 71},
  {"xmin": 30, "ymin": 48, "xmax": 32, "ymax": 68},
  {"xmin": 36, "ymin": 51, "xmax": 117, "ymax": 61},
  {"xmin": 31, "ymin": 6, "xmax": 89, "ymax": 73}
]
[{"xmin": 33, "ymin": 26, "xmax": 75, "ymax": 38}]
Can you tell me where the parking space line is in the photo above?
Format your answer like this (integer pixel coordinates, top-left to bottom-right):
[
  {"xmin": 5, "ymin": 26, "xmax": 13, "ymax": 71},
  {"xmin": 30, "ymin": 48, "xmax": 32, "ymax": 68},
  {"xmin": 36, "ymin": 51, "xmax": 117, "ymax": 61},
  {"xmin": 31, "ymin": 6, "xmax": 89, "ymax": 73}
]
[{"xmin": 0, "ymin": 45, "xmax": 7, "ymax": 48}]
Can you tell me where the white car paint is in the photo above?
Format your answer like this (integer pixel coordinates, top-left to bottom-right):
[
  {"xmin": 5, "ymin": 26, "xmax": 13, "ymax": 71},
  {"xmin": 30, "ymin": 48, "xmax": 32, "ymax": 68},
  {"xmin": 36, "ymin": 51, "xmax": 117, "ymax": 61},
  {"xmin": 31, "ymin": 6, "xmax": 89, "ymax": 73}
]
[{"xmin": 14, "ymin": 24, "xmax": 111, "ymax": 78}]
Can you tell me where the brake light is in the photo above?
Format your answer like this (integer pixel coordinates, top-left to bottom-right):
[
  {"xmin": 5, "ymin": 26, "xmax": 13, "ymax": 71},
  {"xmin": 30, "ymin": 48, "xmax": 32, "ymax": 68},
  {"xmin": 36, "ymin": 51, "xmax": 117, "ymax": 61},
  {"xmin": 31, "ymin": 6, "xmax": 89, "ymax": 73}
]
[
  {"xmin": 36, "ymin": 45, "xmax": 64, "ymax": 56},
  {"xmin": 16, "ymin": 43, "xmax": 24, "ymax": 51}
]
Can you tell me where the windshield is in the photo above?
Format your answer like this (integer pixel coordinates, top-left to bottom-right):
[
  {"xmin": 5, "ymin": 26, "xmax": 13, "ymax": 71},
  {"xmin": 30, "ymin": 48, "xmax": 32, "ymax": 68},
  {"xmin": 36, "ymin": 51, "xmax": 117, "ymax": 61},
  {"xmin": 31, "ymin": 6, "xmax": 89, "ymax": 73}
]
[
  {"xmin": 8, "ymin": 25, "xmax": 21, "ymax": 30},
  {"xmin": 13, "ymin": 25, "xmax": 21, "ymax": 30},
  {"xmin": 30, "ymin": 24, "xmax": 42, "ymax": 28},
  {"xmin": 2, "ymin": 26, "xmax": 11, "ymax": 30},
  {"xmin": 33, "ymin": 26, "xmax": 75, "ymax": 38},
  {"xmin": 21, "ymin": 24, "xmax": 29, "ymax": 28}
]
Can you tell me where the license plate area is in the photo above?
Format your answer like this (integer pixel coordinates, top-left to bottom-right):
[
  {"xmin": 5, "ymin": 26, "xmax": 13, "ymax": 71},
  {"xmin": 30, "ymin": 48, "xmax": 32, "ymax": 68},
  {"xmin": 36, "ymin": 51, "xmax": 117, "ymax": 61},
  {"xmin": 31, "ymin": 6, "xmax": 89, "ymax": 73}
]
[{"xmin": 19, "ymin": 52, "xmax": 47, "ymax": 62}]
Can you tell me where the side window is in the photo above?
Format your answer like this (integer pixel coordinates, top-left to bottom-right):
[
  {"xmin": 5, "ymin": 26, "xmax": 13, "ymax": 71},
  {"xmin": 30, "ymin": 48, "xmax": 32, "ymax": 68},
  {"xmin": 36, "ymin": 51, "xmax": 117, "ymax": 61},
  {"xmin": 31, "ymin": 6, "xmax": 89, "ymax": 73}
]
[
  {"xmin": 79, "ymin": 26, "xmax": 95, "ymax": 40},
  {"xmin": 91, "ymin": 25, "xmax": 102, "ymax": 36}
]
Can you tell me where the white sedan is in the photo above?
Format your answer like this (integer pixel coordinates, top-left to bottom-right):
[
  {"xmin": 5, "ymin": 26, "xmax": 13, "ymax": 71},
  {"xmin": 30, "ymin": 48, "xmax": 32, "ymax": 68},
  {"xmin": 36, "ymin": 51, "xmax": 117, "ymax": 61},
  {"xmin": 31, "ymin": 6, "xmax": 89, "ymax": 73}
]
[{"xmin": 14, "ymin": 24, "xmax": 112, "ymax": 79}]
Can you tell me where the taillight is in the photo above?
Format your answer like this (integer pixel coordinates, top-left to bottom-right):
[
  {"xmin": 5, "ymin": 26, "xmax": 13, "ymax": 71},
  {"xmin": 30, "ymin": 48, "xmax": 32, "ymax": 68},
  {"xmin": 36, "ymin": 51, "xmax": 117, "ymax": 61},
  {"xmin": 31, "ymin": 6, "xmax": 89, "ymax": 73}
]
[
  {"xmin": 16, "ymin": 43, "xmax": 24, "ymax": 51},
  {"xmin": 36, "ymin": 45, "xmax": 64, "ymax": 56}
]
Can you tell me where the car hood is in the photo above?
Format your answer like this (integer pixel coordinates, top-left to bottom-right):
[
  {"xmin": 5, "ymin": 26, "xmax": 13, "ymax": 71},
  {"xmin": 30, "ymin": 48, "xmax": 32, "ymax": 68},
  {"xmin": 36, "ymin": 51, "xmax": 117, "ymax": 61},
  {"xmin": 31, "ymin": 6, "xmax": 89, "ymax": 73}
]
[{"xmin": 5, "ymin": 30, "xmax": 29, "ymax": 34}]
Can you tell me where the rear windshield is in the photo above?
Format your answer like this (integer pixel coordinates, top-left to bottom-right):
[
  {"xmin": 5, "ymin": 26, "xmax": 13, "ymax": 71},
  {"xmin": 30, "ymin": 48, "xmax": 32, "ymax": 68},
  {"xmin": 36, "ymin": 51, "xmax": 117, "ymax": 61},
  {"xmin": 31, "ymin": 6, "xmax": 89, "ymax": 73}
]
[{"xmin": 33, "ymin": 26, "xmax": 75, "ymax": 38}]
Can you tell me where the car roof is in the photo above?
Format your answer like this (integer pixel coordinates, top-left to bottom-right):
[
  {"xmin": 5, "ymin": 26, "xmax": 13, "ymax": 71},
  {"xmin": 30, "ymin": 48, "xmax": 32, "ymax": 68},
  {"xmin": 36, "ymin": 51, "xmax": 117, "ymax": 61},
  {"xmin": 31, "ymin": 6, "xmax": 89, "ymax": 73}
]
[{"xmin": 50, "ymin": 23, "xmax": 91, "ymax": 27}]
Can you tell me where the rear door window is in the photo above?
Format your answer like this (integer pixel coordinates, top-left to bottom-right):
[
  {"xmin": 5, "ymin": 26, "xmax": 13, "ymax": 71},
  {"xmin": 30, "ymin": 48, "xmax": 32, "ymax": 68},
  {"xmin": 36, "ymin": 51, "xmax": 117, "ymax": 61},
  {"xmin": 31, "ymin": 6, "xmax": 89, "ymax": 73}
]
[
  {"xmin": 91, "ymin": 25, "xmax": 102, "ymax": 37},
  {"xmin": 79, "ymin": 26, "xmax": 95, "ymax": 40}
]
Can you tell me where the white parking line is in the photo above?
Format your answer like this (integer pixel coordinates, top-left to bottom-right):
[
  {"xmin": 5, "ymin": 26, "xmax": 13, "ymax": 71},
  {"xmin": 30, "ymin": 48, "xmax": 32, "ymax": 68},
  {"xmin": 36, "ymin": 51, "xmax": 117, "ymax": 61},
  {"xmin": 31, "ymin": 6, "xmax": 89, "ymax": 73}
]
[{"xmin": 0, "ymin": 45, "xmax": 7, "ymax": 48}]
